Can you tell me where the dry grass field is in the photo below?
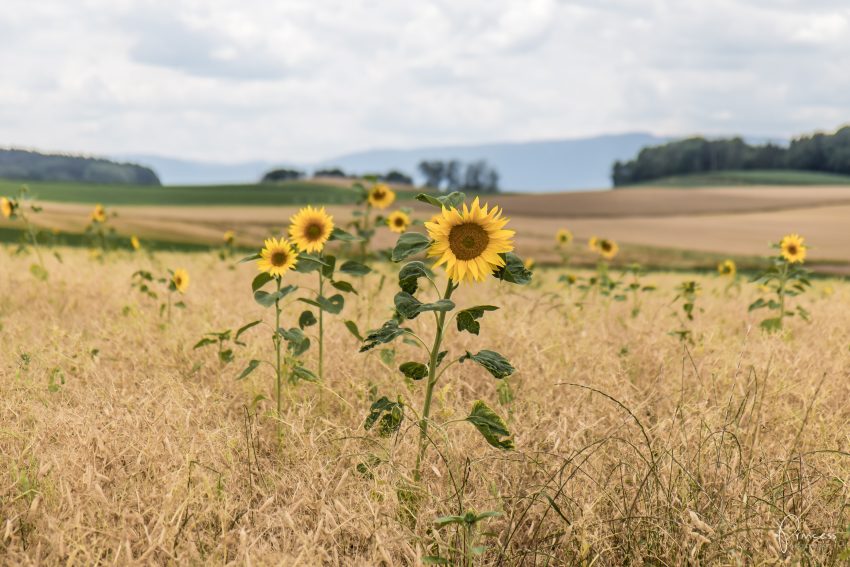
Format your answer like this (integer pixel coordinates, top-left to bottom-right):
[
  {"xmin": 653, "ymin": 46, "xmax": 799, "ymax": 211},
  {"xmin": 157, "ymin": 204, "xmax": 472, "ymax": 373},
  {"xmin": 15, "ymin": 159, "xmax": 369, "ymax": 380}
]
[
  {"xmin": 2, "ymin": 245, "xmax": 849, "ymax": 565},
  {"xmin": 9, "ymin": 185, "xmax": 850, "ymax": 270}
]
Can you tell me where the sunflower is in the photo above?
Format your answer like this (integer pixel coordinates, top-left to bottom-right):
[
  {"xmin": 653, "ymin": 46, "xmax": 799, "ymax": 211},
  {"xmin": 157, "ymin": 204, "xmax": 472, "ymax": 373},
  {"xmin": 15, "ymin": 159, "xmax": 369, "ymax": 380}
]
[
  {"xmin": 717, "ymin": 259, "xmax": 736, "ymax": 277},
  {"xmin": 780, "ymin": 233, "xmax": 806, "ymax": 263},
  {"xmin": 386, "ymin": 210, "xmax": 410, "ymax": 233},
  {"xmin": 257, "ymin": 237, "xmax": 298, "ymax": 277},
  {"xmin": 368, "ymin": 183, "xmax": 396, "ymax": 209},
  {"xmin": 91, "ymin": 204, "xmax": 106, "ymax": 223},
  {"xmin": 588, "ymin": 236, "xmax": 599, "ymax": 252},
  {"xmin": 130, "ymin": 235, "xmax": 141, "ymax": 251},
  {"xmin": 556, "ymin": 228, "xmax": 573, "ymax": 246},
  {"xmin": 596, "ymin": 238, "xmax": 618, "ymax": 260},
  {"xmin": 223, "ymin": 230, "xmax": 235, "ymax": 244},
  {"xmin": 425, "ymin": 197, "xmax": 515, "ymax": 284},
  {"xmin": 1, "ymin": 197, "xmax": 13, "ymax": 219},
  {"xmin": 172, "ymin": 269, "xmax": 190, "ymax": 293},
  {"xmin": 289, "ymin": 206, "xmax": 334, "ymax": 253}
]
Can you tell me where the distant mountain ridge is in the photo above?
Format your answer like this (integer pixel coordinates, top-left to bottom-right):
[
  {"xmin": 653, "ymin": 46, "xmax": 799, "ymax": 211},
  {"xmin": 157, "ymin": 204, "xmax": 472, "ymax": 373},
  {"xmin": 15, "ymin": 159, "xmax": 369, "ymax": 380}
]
[
  {"xmin": 0, "ymin": 148, "xmax": 160, "ymax": 185},
  {"xmin": 124, "ymin": 133, "xmax": 671, "ymax": 191}
]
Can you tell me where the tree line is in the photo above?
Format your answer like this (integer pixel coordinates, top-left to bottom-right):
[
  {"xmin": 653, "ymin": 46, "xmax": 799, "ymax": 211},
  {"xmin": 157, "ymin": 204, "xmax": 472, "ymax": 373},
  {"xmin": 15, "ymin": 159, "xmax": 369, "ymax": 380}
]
[
  {"xmin": 0, "ymin": 149, "xmax": 160, "ymax": 185},
  {"xmin": 263, "ymin": 159, "xmax": 501, "ymax": 193},
  {"xmin": 612, "ymin": 125, "xmax": 850, "ymax": 186}
]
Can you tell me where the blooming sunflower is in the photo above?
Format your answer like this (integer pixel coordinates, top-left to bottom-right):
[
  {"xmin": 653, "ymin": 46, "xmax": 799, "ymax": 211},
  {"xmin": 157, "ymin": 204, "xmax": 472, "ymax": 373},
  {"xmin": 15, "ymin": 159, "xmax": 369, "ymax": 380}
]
[
  {"xmin": 223, "ymin": 230, "xmax": 235, "ymax": 244},
  {"xmin": 91, "ymin": 204, "xmax": 106, "ymax": 223},
  {"xmin": 386, "ymin": 210, "xmax": 410, "ymax": 233},
  {"xmin": 1, "ymin": 197, "xmax": 13, "ymax": 219},
  {"xmin": 717, "ymin": 259, "xmax": 736, "ymax": 277},
  {"xmin": 289, "ymin": 206, "xmax": 334, "ymax": 253},
  {"xmin": 596, "ymin": 238, "xmax": 618, "ymax": 260},
  {"xmin": 257, "ymin": 237, "xmax": 298, "ymax": 277},
  {"xmin": 368, "ymin": 183, "xmax": 396, "ymax": 209},
  {"xmin": 425, "ymin": 197, "xmax": 515, "ymax": 284},
  {"xmin": 130, "ymin": 235, "xmax": 141, "ymax": 251},
  {"xmin": 588, "ymin": 236, "xmax": 599, "ymax": 252},
  {"xmin": 556, "ymin": 228, "xmax": 573, "ymax": 246},
  {"xmin": 780, "ymin": 233, "xmax": 806, "ymax": 263},
  {"xmin": 172, "ymin": 269, "xmax": 190, "ymax": 293}
]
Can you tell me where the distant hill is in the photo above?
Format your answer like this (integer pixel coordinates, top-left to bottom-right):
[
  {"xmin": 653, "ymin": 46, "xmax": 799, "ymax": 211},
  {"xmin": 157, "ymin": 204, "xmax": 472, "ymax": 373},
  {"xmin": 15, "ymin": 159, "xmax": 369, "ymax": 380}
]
[
  {"xmin": 0, "ymin": 149, "xmax": 160, "ymax": 185},
  {"xmin": 317, "ymin": 133, "xmax": 670, "ymax": 192},
  {"xmin": 629, "ymin": 169, "xmax": 850, "ymax": 188},
  {"xmin": 120, "ymin": 133, "xmax": 671, "ymax": 190}
]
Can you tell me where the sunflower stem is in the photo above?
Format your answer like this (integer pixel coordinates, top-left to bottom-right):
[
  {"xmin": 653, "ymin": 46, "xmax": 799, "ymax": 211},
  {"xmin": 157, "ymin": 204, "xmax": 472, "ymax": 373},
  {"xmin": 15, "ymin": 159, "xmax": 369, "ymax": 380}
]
[
  {"xmin": 274, "ymin": 276, "xmax": 283, "ymax": 443},
  {"xmin": 318, "ymin": 253, "xmax": 325, "ymax": 383},
  {"xmin": 414, "ymin": 278, "xmax": 456, "ymax": 483},
  {"xmin": 778, "ymin": 261, "xmax": 788, "ymax": 329}
]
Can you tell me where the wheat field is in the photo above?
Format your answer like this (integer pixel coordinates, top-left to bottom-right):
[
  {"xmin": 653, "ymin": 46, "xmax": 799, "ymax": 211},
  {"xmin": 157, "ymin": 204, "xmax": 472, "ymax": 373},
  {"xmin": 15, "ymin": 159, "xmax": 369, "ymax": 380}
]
[{"xmin": 1, "ymin": 244, "xmax": 849, "ymax": 565}]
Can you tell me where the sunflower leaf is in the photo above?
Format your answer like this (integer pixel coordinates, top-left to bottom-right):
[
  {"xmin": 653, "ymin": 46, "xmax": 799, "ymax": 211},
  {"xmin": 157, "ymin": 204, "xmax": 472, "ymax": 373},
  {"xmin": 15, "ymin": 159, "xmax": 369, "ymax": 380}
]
[
  {"xmin": 360, "ymin": 320, "xmax": 410, "ymax": 352},
  {"xmin": 331, "ymin": 280, "xmax": 357, "ymax": 294},
  {"xmin": 364, "ymin": 396, "xmax": 404, "ymax": 437},
  {"xmin": 399, "ymin": 361, "xmax": 428, "ymax": 381},
  {"xmin": 290, "ymin": 364, "xmax": 318, "ymax": 383},
  {"xmin": 329, "ymin": 227, "xmax": 359, "ymax": 242},
  {"xmin": 235, "ymin": 319, "xmax": 262, "ymax": 342},
  {"xmin": 492, "ymin": 253, "xmax": 532, "ymax": 285},
  {"xmin": 416, "ymin": 191, "xmax": 466, "ymax": 210},
  {"xmin": 254, "ymin": 285, "xmax": 298, "ymax": 308},
  {"xmin": 193, "ymin": 337, "xmax": 217, "ymax": 349},
  {"xmin": 460, "ymin": 350, "xmax": 515, "ymax": 379},
  {"xmin": 298, "ymin": 294, "xmax": 344, "ymax": 314},
  {"xmin": 456, "ymin": 305, "xmax": 499, "ymax": 335},
  {"xmin": 398, "ymin": 261, "xmax": 433, "ymax": 294},
  {"xmin": 298, "ymin": 310, "xmax": 317, "ymax": 329},
  {"xmin": 236, "ymin": 359, "xmax": 261, "ymax": 380},
  {"xmin": 394, "ymin": 292, "xmax": 454, "ymax": 320},
  {"xmin": 293, "ymin": 252, "xmax": 329, "ymax": 274},
  {"xmin": 391, "ymin": 232, "xmax": 432, "ymax": 262},
  {"xmin": 344, "ymin": 320, "xmax": 364, "ymax": 342},
  {"xmin": 252, "ymin": 272, "xmax": 274, "ymax": 292},
  {"xmin": 466, "ymin": 400, "xmax": 514, "ymax": 450},
  {"xmin": 321, "ymin": 255, "xmax": 336, "ymax": 278},
  {"xmin": 339, "ymin": 260, "xmax": 371, "ymax": 276},
  {"xmin": 279, "ymin": 327, "xmax": 311, "ymax": 355},
  {"xmin": 238, "ymin": 253, "xmax": 261, "ymax": 264}
]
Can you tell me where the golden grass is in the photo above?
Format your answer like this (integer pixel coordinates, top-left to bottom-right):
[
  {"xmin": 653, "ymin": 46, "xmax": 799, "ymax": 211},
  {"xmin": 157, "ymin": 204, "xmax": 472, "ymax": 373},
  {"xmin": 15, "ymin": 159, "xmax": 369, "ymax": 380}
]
[{"xmin": 2, "ymin": 247, "xmax": 849, "ymax": 564}]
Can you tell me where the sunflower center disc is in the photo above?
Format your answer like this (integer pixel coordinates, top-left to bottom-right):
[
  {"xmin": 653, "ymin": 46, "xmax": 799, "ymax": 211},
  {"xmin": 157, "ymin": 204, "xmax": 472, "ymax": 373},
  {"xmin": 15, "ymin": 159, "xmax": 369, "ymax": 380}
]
[
  {"xmin": 449, "ymin": 223, "xmax": 489, "ymax": 261},
  {"xmin": 395, "ymin": 218, "xmax": 404, "ymax": 226},
  {"xmin": 787, "ymin": 245, "xmax": 797, "ymax": 255},
  {"xmin": 306, "ymin": 223, "xmax": 323, "ymax": 239},
  {"xmin": 373, "ymin": 190, "xmax": 384, "ymax": 200},
  {"xmin": 271, "ymin": 251, "xmax": 288, "ymax": 266}
]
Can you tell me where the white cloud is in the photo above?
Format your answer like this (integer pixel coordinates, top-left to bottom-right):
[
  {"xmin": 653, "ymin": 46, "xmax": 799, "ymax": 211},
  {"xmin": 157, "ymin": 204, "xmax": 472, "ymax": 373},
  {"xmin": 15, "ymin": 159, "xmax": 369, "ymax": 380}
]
[{"xmin": 1, "ymin": 0, "xmax": 849, "ymax": 162}]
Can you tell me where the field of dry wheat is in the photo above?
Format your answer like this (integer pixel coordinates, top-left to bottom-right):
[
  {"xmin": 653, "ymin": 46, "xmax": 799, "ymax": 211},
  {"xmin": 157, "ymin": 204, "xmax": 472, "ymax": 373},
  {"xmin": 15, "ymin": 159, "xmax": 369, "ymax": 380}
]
[{"xmin": 2, "ymin": 243, "xmax": 849, "ymax": 565}]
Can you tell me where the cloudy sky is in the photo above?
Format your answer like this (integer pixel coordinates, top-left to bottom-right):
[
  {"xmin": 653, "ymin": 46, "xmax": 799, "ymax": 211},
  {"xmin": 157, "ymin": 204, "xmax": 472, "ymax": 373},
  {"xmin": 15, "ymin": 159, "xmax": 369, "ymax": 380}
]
[{"xmin": 2, "ymin": 0, "xmax": 849, "ymax": 163}]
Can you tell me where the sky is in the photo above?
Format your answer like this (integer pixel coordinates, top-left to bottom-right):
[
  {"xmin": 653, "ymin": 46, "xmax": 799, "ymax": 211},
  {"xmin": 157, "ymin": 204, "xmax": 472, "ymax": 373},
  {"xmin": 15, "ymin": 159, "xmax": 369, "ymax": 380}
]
[{"xmin": 2, "ymin": 0, "xmax": 849, "ymax": 163}]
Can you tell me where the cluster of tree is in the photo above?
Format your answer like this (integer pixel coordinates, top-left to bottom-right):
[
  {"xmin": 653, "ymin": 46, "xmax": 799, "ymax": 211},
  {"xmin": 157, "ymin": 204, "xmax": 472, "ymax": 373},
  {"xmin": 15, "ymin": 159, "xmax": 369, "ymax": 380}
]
[
  {"xmin": 417, "ymin": 159, "xmax": 500, "ymax": 193},
  {"xmin": 612, "ymin": 125, "xmax": 850, "ymax": 186},
  {"xmin": 261, "ymin": 168, "xmax": 304, "ymax": 182},
  {"xmin": 304, "ymin": 167, "xmax": 414, "ymax": 185},
  {"xmin": 0, "ymin": 149, "xmax": 160, "ymax": 185}
]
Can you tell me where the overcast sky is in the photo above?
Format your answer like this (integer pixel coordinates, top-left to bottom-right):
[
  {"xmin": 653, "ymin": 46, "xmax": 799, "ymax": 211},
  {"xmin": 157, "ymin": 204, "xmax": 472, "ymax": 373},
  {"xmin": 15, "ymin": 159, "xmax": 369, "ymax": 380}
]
[{"xmin": 2, "ymin": 0, "xmax": 849, "ymax": 163}]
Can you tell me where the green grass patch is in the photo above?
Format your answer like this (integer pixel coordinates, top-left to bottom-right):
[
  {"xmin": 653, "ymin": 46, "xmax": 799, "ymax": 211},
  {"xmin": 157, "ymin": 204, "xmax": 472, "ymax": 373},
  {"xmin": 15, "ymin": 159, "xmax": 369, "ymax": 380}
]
[
  {"xmin": 0, "ymin": 179, "xmax": 422, "ymax": 206},
  {"xmin": 630, "ymin": 170, "xmax": 850, "ymax": 188},
  {"xmin": 0, "ymin": 226, "xmax": 217, "ymax": 253}
]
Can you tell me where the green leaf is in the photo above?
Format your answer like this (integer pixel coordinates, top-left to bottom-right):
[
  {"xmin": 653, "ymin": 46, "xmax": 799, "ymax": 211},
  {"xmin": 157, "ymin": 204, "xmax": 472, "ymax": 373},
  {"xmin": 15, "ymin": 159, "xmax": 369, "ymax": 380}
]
[
  {"xmin": 290, "ymin": 365, "xmax": 318, "ymax": 382},
  {"xmin": 466, "ymin": 400, "xmax": 514, "ymax": 450},
  {"xmin": 394, "ymin": 292, "xmax": 455, "ymax": 320},
  {"xmin": 398, "ymin": 261, "xmax": 432, "ymax": 294},
  {"xmin": 238, "ymin": 252, "xmax": 261, "ymax": 264},
  {"xmin": 193, "ymin": 337, "xmax": 217, "ymax": 349},
  {"xmin": 456, "ymin": 305, "xmax": 498, "ymax": 335},
  {"xmin": 279, "ymin": 327, "xmax": 311, "ymax": 356},
  {"xmin": 331, "ymin": 280, "xmax": 357, "ymax": 294},
  {"xmin": 379, "ymin": 348, "xmax": 396, "ymax": 365},
  {"xmin": 344, "ymin": 320, "xmax": 364, "ymax": 342},
  {"xmin": 329, "ymin": 226, "xmax": 359, "ymax": 242},
  {"xmin": 339, "ymin": 260, "xmax": 371, "ymax": 276},
  {"xmin": 363, "ymin": 396, "xmax": 404, "ymax": 437},
  {"xmin": 422, "ymin": 556, "xmax": 450, "ymax": 565},
  {"xmin": 492, "ymin": 252, "xmax": 532, "ymax": 285},
  {"xmin": 434, "ymin": 515, "xmax": 466, "ymax": 528},
  {"xmin": 321, "ymin": 255, "xmax": 336, "ymax": 278},
  {"xmin": 748, "ymin": 298, "xmax": 768, "ymax": 312},
  {"xmin": 460, "ymin": 350, "xmax": 515, "ymax": 379},
  {"xmin": 399, "ymin": 361, "xmax": 428, "ymax": 381},
  {"xmin": 360, "ymin": 320, "xmax": 409, "ymax": 352},
  {"xmin": 251, "ymin": 272, "xmax": 273, "ymax": 292},
  {"xmin": 298, "ymin": 310, "xmax": 317, "ymax": 329},
  {"xmin": 293, "ymin": 252, "xmax": 329, "ymax": 274},
  {"xmin": 219, "ymin": 349, "xmax": 234, "ymax": 364},
  {"xmin": 298, "ymin": 294, "xmax": 344, "ymax": 314},
  {"xmin": 235, "ymin": 320, "xmax": 262, "ymax": 343},
  {"xmin": 254, "ymin": 285, "xmax": 298, "ymax": 307},
  {"xmin": 236, "ymin": 359, "xmax": 261, "ymax": 380},
  {"xmin": 415, "ymin": 191, "xmax": 466, "ymax": 210},
  {"xmin": 391, "ymin": 232, "xmax": 432, "ymax": 262},
  {"xmin": 760, "ymin": 317, "xmax": 783, "ymax": 332},
  {"xmin": 30, "ymin": 264, "xmax": 48, "ymax": 281}
]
